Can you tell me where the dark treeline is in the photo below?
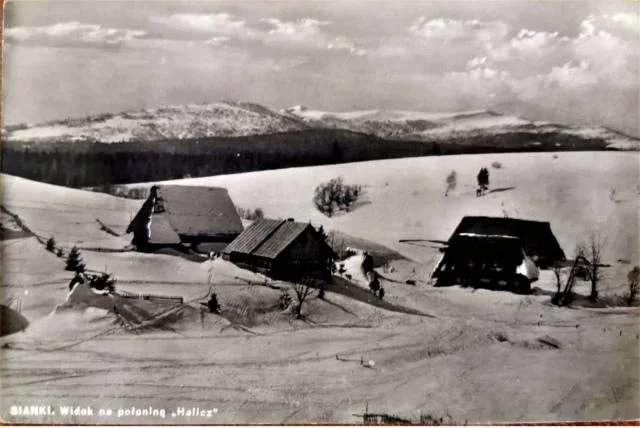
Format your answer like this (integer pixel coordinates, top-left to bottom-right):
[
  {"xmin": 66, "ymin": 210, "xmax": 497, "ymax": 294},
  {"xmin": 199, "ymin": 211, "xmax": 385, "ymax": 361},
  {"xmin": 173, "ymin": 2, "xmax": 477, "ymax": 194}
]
[{"xmin": 2, "ymin": 129, "xmax": 610, "ymax": 187}]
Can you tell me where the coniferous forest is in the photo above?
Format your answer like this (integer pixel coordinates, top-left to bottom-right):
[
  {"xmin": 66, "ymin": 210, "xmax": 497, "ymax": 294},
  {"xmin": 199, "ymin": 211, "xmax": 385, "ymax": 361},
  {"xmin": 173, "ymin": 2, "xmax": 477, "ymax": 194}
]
[{"xmin": 2, "ymin": 129, "xmax": 609, "ymax": 188}]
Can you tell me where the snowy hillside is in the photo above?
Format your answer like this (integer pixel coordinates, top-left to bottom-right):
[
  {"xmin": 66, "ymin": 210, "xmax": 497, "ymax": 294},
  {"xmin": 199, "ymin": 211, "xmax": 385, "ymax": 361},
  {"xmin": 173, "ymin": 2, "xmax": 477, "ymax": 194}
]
[
  {"xmin": 2, "ymin": 151, "xmax": 639, "ymax": 424},
  {"xmin": 4, "ymin": 101, "xmax": 309, "ymax": 143}
]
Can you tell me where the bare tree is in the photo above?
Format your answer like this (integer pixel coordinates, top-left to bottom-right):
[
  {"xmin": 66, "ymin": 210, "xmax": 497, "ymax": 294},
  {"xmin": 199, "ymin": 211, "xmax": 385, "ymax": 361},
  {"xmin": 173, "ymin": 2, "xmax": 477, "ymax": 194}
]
[
  {"xmin": 293, "ymin": 281, "xmax": 313, "ymax": 319},
  {"xmin": 626, "ymin": 266, "xmax": 640, "ymax": 305},
  {"xmin": 551, "ymin": 261, "xmax": 566, "ymax": 304},
  {"xmin": 576, "ymin": 231, "xmax": 607, "ymax": 302}
]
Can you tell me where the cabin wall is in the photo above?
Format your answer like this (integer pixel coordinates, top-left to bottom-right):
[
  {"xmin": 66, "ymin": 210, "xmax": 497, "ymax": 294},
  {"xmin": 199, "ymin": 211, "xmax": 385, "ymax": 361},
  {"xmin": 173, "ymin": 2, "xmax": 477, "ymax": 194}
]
[
  {"xmin": 274, "ymin": 231, "xmax": 333, "ymax": 280},
  {"xmin": 225, "ymin": 252, "xmax": 273, "ymax": 275}
]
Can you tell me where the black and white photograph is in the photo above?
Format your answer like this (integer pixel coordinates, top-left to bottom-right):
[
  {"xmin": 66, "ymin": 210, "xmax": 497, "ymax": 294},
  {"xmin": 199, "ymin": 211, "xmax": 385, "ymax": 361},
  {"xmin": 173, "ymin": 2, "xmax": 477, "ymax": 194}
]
[{"xmin": 1, "ymin": 0, "xmax": 639, "ymax": 424}]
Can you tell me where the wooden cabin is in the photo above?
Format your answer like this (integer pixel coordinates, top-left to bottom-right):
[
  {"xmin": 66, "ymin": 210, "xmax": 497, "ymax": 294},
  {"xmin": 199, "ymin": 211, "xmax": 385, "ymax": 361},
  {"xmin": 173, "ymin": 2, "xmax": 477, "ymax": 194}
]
[
  {"xmin": 431, "ymin": 216, "xmax": 565, "ymax": 292},
  {"xmin": 447, "ymin": 216, "xmax": 565, "ymax": 267},
  {"xmin": 222, "ymin": 218, "xmax": 337, "ymax": 281},
  {"xmin": 126, "ymin": 185, "xmax": 243, "ymax": 252}
]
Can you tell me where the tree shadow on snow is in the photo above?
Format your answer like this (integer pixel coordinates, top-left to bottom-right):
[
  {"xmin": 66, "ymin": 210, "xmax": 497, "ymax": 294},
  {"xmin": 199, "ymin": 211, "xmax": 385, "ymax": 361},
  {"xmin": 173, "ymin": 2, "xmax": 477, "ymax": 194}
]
[
  {"xmin": 488, "ymin": 186, "xmax": 516, "ymax": 194},
  {"xmin": 330, "ymin": 199, "xmax": 372, "ymax": 218}
]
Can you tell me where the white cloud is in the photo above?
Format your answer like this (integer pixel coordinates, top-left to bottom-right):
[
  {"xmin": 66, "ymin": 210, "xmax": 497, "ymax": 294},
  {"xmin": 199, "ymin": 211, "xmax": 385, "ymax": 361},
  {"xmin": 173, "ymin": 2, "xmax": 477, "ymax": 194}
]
[
  {"xmin": 543, "ymin": 60, "xmax": 599, "ymax": 88},
  {"xmin": 510, "ymin": 29, "xmax": 559, "ymax": 52},
  {"xmin": 466, "ymin": 56, "xmax": 488, "ymax": 68},
  {"xmin": 5, "ymin": 21, "xmax": 147, "ymax": 46},
  {"xmin": 409, "ymin": 17, "xmax": 509, "ymax": 46},
  {"xmin": 151, "ymin": 14, "xmax": 359, "ymax": 52},
  {"xmin": 573, "ymin": 15, "xmax": 637, "ymax": 84},
  {"xmin": 260, "ymin": 18, "xmax": 330, "ymax": 45},
  {"xmin": 151, "ymin": 13, "xmax": 253, "ymax": 37},
  {"xmin": 602, "ymin": 12, "xmax": 640, "ymax": 34},
  {"xmin": 203, "ymin": 36, "xmax": 231, "ymax": 46},
  {"xmin": 327, "ymin": 37, "xmax": 367, "ymax": 56}
]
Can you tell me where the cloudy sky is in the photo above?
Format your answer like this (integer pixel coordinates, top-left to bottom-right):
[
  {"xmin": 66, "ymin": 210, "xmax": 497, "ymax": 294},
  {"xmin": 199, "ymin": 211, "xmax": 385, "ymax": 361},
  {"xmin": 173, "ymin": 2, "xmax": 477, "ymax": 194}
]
[{"xmin": 3, "ymin": 1, "xmax": 639, "ymax": 136}]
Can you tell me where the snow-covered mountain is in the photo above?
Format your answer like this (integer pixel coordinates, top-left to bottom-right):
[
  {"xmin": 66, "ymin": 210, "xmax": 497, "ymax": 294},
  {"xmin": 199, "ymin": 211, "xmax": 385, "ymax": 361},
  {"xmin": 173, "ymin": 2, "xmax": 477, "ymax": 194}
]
[
  {"xmin": 282, "ymin": 105, "xmax": 638, "ymax": 149},
  {"xmin": 4, "ymin": 101, "xmax": 638, "ymax": 149},
  {"xmin": 4, "ymin": 102, "xmax": 310, "ymax": 143}
]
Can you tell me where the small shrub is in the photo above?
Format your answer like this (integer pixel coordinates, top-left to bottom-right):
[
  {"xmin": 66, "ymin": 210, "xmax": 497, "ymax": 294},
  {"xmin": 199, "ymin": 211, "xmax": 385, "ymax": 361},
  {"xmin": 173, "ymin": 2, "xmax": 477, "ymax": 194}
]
[
  {"xmin": 207, "ymin": 293, "xmax": 220, "ymax": 313},
  {"xmin": 237, "ymin": 207, "xmax": 265, "ymax": 220},
  {"xmin": 418, "ymin": 412, "xmax": 460, "ymax": 426},
  {"xmin": 56, "ymin": 248, "xmax": 64, "ymax": 258},
  {"xmin": 343, "ymin": 248, "xmax": 356, "ymax": 259},
  {"xmin": 626, "ymin": 266, "xmax": 640, "ymax": 305},
  {"xmin": 45, "ymin": 237, "xmax": 56, "ymax": 252},
  {"xmin": 91, "ymin": 273, "xmax": 116, "ymax": 292},
  {"xmin": 445, "ymin": 170, "xmax": 457, "ymax": 196},
  {"xmin": 491, "ymin": 161, "xmax": 503, "ymax": 169},
  {"xmin": 279, "ymin": 291, "xmax": 293, "ymax": 310},
  {"xmin": 65, "ymin": 246, "xmax": 85, "ymax": 272}
]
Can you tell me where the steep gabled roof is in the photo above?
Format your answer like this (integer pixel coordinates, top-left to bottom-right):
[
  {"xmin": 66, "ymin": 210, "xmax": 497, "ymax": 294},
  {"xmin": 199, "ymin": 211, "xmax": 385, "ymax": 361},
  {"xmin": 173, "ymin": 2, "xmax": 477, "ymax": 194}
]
[
  {"xmin": 223, "ymin": 218, "xmax": 283, "ymax": 255},
  {"xmin": 157, "ymin": 186, "xmax": 243, "ymax": 237},
  {"xmin": 126, "ymin": 185, "xmax": 243, "ymax": 242},
  {"xmin": 252, "ymin": 220, "xmax": 309, "ymax": 259},
  {"xmin": 224, "ymin": 218, "xmax": 335, "ymax": 260},
  {"xmin": 448, "ymin": 216, "xmax": 565, "ymax": 263},
  {"xmin": 446, "ymin": 234, "xmax": 525, "ymax": 266}
]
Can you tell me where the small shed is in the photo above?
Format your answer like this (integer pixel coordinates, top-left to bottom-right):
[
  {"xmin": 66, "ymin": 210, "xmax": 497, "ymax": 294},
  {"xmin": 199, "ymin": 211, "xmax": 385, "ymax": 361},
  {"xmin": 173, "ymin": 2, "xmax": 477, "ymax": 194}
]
[
  {"xmin": 222, "ymin": 218, "xmax": 337, "ymax": 281},
  {"xmin": 448, "ymin": 216, "xmax": 565, "ymax": 267},
  {"xmin": 126, "ymin": 185, "xmax": 243, "ymax": 252}
]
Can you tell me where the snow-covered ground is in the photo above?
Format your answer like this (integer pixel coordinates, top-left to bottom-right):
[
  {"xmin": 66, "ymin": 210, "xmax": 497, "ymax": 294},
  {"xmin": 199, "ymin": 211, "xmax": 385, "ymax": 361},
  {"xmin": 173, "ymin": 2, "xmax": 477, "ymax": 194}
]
[{"xmin": 1, "ymin": 151, "xmax": 639, "ymax": 424}]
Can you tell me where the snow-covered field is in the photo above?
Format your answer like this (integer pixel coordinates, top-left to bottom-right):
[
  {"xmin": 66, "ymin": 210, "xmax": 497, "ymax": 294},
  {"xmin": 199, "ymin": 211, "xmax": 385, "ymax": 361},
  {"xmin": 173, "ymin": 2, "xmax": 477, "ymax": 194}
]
[{"xmin": 1, "ymin": 151, "xmax": 639, "ymax": 424}]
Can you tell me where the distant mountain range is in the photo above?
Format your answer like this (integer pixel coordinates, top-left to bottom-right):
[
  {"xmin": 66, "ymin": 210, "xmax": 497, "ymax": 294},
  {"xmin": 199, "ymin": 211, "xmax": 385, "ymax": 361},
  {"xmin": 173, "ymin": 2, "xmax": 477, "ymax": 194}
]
[{"xmin": 4, "ymin": 101, "xmax": 638, "ymax": 150}]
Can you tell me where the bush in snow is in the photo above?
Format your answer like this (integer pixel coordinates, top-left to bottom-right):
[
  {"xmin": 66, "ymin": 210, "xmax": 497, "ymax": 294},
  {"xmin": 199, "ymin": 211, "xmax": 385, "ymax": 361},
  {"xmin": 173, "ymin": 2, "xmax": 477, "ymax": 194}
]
[
  {"xmin": 91, "ymin": 273, "xmax": 116, "ymax": 293},
  {"xmin": 45, "ymin": 237, "xmax": 56, "ymax": 252},
  {"xmin": 491, "ymin": 161, "xmax": 503, "ymax": 169},
  {"xmin": 313, "ymin": 177, "xmax": 363, "ymax": 217}
]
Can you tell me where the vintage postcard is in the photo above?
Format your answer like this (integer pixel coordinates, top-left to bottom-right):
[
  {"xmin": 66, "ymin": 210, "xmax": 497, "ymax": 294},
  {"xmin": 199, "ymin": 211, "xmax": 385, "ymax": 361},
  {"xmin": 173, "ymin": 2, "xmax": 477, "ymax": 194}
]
[{"xmin": 1, "ymin": 0, "xmax": 638, "ymax": 425}]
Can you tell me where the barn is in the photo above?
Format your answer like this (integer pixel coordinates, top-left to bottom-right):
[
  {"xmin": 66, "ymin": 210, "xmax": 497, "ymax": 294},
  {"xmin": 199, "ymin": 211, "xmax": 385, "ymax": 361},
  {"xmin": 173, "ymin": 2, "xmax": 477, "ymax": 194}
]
[
  {"xmin": 222, "ymin": 218, "xmax": 337, "ymax": 281},
  {"xmin": 430, "ymin": 216, "xmax": 565, "ymax": 292},
  {"xmin": 126, "ymin": 185, "xmax": 243, "ymax": 252},
  {"xmin": 447, "ymin": 216, "xmax": 565, "ymax": 267},
  {"xmin": 431, "ymin": 234, "xmax": 539, "ymax": 292}
]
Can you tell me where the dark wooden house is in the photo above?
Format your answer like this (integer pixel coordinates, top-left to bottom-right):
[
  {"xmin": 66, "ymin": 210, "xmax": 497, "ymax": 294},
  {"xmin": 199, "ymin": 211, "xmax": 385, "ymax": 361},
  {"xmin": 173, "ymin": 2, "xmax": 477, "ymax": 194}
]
[
  {"xmin": 222, "ymin": 218, "xmax": 336, "ymax": 281},
  {"xmin": 448, "ymin": 216, "xmax": 565, "ymax": 267},
  {"xmin": 126, "ymin": 185, "xmax": 243, "ymax": 252},
  {"xmin": 431, "ymin": 216, "xmax": 565, "ymax": 292}
]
